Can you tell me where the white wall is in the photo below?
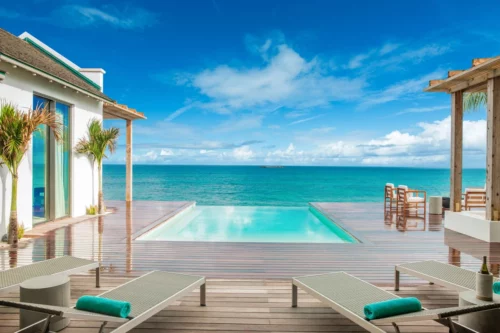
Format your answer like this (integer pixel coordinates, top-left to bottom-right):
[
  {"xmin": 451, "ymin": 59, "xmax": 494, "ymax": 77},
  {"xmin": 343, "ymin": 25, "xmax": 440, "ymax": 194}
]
[{"xmin": 0, "ymin": 63, "xmax": 102, "ymax": 235}]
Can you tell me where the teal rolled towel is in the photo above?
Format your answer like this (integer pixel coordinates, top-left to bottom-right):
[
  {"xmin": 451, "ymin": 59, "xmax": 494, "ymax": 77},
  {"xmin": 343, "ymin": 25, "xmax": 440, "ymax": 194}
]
[
  {"xmin": 364, "ymin": 297, "xmax": 422, "ymax": 320},
  {"xmin": 493, "ymin": 282, "xmax": 500, "ymax": 294},
  {"xmin": 75, "ymin": 296, "xmax": 131, "ymax": 318}
]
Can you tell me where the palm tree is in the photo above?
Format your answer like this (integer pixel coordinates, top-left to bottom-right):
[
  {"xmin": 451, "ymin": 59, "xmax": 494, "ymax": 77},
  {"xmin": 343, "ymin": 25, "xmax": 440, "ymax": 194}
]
[
  {"xmin": 75, "ymin": 119, "xmax": 119, "ymax": 214},
  {"xmin": 464, "ymin": 92, "xmax": 487, "ymax": 112},
  {"xmin": 0, "ymin": 102, "xmax": 62, "ymax": 245}
]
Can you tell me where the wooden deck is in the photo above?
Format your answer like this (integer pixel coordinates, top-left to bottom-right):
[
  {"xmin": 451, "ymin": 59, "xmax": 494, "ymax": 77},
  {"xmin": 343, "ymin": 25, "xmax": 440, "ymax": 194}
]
[
  {"xmin": 0, "ymin": 275, "xmax": 454, "ymax": 333},
  {"xmin": 1, "ymin": 200, "xmax": 495, "ymax": 281},
  {"xmin": 0, "ymin": 200, "xmax": 497, "ymax": 332}
]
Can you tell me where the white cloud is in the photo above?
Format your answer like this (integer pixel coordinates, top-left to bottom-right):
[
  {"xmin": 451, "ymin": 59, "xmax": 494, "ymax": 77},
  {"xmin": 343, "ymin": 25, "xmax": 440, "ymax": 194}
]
[
  {"xmin": 346, "ymin": 42, "xmax": 450, "ymax": 73},
  {"xmin": 347, "ymin": 53, "xmax": 372, "ymax": 69},
  {"xmin": 123, "ymin": 116, "xmax": 486, "ymax": 167},
  {"xmin": 394, "ymin": 105, "xmax": 449, "ymax": 116},
  {"xmin": 172, "ymin": 41, "xmax": 365, "ymax": 115},
  {"xmin": 233, "ymin": 146, "xmax": 254, "ymax": 160},
  {"xmin": 160, "ymin": 149, "xmax": 174, "ymax": 156},
  {"xmin": 359, "ymin": 70, "xmax": 443, "ymax": 109},
  {"xmin": 285, "ymin": 110, "xmax": 310, "ymax": 119},
  {"xmin": 289, "ymin": 114, "xmax": 323, "ymax": 125},
  {"xmin": 379, "ymin": 42, "xmax": 401, "ymax": 55},
  {"xmin": 54, "ymin": 4, "xmax": 157, "ymax": 29},
  {"xmin": 166, "ymin": 104, "xmax": 197, "ymax": 121},
  {"xmin": 265, "ymin": 116, "xmax": 486, "ymax": 167}
]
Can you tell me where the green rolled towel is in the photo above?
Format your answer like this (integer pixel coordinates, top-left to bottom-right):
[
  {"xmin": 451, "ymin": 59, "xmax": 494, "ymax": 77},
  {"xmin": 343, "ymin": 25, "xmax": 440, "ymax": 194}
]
[
  {"xmin": 493, "ymin": 282, "xmax": 500, "ymax": 294},
  {"xmin": 364, "ymin": 297, "xmax": 422, "ymax": 320},
  {"xmin": 75, "ymin": 296, "xmax": 131, "ymax": 318}
]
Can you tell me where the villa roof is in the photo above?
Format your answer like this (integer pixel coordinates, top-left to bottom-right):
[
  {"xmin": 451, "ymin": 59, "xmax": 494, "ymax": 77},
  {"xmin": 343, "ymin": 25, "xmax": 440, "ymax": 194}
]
[
  {"xmin": 103, "ymin": 102, "xmax": 146, "ymax": 120},
  {"xmin": 0, "ymin": 28, "xmax": 112, "ymax": 102},
  {"xmin": 426, "ymin": 56, "xmax": 500, "ymax": 94}
]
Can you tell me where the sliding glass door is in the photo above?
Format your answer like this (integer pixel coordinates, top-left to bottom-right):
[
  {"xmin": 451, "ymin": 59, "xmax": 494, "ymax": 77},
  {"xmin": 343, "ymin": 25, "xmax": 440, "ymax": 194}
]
[
  {"xmin": 32, "ymin": 96, "xmax": 71, "ymax": 223},
  {"xmin": 32, "ymin": 96, "xmax": 50, "ymax": 223},
  {"xmin": 54, "ymin": 102, "xmax": 70, "ymax": 218}
]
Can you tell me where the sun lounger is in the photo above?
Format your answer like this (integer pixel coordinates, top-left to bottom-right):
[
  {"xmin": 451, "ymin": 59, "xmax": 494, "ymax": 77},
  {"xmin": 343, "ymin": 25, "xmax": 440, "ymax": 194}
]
[
  {"xmin": 1, "ymin": 270, "xmax": 206, "ymax": 333},
  {"xmin": 395, "ymin": 260, "xmax": 500, "ymax": 292},
  {"xmin": 292, "ymin": 272, "xmax": 500, "ymax": 333},
  {"xmin": 0, "ymin": 256, "xmax": 100, "ymax": 294}
]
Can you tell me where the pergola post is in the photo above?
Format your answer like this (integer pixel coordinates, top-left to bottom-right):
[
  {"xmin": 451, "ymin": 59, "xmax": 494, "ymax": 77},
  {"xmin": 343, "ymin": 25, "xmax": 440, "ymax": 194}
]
[
  {"xmin": 486, "ymin": 77, "xmax": 500, "ymax": 221},
  {"xmin": 450, "ymin": 91, "xmax": 463, "ymax": 212},
  {"xmin": 126, "ymin": 119, "xmax": 133, "ymax": 203}
]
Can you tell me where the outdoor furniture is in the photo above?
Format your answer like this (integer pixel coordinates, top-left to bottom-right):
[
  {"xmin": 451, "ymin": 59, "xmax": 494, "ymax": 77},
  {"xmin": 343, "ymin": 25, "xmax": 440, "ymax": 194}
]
[
  {"xmin": 462, "ymin": 188, "xmax": 486, "ymax": 210},
  {"xmin": 396, "ymin": 185, "xmax": 426, "ymax": 217},
  {"xmin": 384, "ymin": 183, "xmax": 397, "ymax": 211},
  {"xmin": 1, "ymin": 271, "xmax": 206, "ymax": 333},
  {"xmin": 394, "ymin": 260, "xmax": 500, "ymax": 292},
  {"xmin": 459, "ymin": 290, "xmax": 500, "ymax": 332},
  {"xmin": 292, "ymin": 271, "xmax": 500, "ymax": 333},
  {"xmin": 0, "ymin": 256, "xmax": 100, "ymax": 295},
  {"xmin": 20, "ymin": 275, "xmax": 71, "ymax": 331},
  {"xmin": 442, "ymin": 197, "xmax": 450, "ymax": 215},
  {"xmin": 429, "ymin": 196, "xmax": 442, "ymax": 215}
]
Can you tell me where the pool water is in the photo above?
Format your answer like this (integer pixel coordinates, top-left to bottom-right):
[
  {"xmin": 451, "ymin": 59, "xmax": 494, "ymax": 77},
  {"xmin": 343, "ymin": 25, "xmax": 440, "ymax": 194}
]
[{"xmin": 138, "ymin": 206, "xmax": 358, "ymax": 243}]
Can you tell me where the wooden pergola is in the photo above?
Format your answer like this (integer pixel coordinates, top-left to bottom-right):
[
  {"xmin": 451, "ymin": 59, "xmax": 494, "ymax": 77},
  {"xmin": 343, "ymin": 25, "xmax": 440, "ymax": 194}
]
[
  {"xmin": 103, "ymin": 102, "xmax": 146, "ymax": 203},
  {"xmin": 426, "ymin": 56, "xmax": 500, "ymax": 221}
]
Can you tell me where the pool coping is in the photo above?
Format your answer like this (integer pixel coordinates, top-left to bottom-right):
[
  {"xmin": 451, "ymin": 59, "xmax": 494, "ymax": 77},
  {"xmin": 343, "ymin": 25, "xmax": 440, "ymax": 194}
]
[
  {"xmin": 131, "ymin": 201, "xmax": 196, "ymax": 239},
  {"xmin": 309, "ymin": 202, "xmax": 371, "ymax": 244}
]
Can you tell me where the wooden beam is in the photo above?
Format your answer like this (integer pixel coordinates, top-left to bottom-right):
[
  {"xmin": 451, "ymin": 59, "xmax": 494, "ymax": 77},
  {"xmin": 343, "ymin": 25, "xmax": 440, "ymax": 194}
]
[
  {"xmin": 126, "ymin": 120, "xmax": 133, "ymax": 202},
  {"xmin": 448, "ymin": 70, "xmax": 465, "ymax": 78},
  {"xmin": 429, "ymin": 79, "xmax": 445, "ymax": 87},
  {"xmin": 450, "ymin": 91, "xmax": 463, "ymax": 212},
  {"xmin": 486, "ymin": 77, "xmax": 500, "ymax": 220},
  {"xmin": 473, "ymin": 58, "xmax": 493, "ymax": 67}
]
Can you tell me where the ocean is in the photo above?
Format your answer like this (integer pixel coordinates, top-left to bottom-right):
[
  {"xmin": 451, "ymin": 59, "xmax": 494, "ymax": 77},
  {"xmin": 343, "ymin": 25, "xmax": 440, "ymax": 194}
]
[{"xmin": 103, "ymin": 165, "xmax": 486, "ymax": 206}]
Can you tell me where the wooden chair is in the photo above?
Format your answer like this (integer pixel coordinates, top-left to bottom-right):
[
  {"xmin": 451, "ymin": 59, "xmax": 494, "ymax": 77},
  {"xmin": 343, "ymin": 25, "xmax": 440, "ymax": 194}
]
[
  {"xmin": 462, "ymin": 188, "xmax": 486, "ymax": 210},
  {"xmin": 384, "ymin": 183, "xmax": 397, "ymax": 211},
  {"xmin": 396, "ymin": 185, "xmax": 426, "ymax": 217}
]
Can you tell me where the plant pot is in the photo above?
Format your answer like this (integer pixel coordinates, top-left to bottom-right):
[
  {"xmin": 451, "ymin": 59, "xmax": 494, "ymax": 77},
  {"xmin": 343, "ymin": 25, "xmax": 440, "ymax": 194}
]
[{"xmin": 476, "ymin": 272, "xmax": 493, "ymax": 301}]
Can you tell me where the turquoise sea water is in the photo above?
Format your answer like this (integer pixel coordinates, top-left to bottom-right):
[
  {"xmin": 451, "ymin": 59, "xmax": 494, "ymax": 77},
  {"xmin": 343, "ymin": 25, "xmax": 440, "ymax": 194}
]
[
  {"xmin": 138, "ymin": 206, "xmax": 356, "ymax": 243},
  {"xmin": 103, "ymin": 165, "xmax": 486, "ymax": 206}
]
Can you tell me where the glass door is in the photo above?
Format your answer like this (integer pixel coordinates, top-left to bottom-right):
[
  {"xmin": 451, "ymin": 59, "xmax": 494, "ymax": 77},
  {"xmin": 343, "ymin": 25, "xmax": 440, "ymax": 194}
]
[
  {"xmin": 32, "ymin": 96, "xmax": 71, "ymax": 223},
  {"xmin": 54, "ymin": 102, "xmax": 70, "ymax": 218},
  {"xmin": 32, "ymin": 96, "xmax": 50, "ymax": 223}
]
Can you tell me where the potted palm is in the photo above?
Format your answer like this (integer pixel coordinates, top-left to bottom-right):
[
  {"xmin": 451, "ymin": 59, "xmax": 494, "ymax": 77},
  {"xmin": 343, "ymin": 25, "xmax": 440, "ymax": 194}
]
[
  {"xmin": 0, "ymin": 102, "xmax": 61, "ymax": 245},
  {"xmin": 75, "ymin": 119, "xmax": 119, "ymax": 215}
]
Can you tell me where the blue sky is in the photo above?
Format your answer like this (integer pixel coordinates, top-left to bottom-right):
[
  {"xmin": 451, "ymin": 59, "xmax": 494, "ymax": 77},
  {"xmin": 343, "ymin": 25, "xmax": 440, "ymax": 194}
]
[{"xmin": 1, "ymin": 0, "xmax": 498, "ymax": 167}]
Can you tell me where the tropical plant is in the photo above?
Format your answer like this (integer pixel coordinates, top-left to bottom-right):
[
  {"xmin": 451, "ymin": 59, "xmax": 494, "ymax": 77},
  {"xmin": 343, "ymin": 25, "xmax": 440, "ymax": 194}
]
[
  {"xmin": 9, "ymin": 222, "xmax": 25, "ymax": 240},
  {"xmin": 75, "ymin": 119, "xmax": 119, "ymax": 214},
  {"xmin": 464, "ymin": 92, "xmax": 487, "ymax": 112},
  {"xmin": 0, "ymin": 102, "xmax": 61, "ymax": 245},
  {"xmin": 86, "ymin": 205, "xmax": 98, "ymax": 215}
]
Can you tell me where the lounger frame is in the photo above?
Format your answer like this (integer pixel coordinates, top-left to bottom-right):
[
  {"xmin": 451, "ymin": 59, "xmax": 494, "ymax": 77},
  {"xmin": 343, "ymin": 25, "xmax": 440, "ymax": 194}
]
[
  {"xmin": 0, "ymin": 256, "xmax": 100, "ymax": 295},
  {"xmin": 394, "ymin": 260, "xmax": 499, "ymax": 292},
  {"xmin": 293, "ymin": 272, "xmax": 497, "ymax": 333},
  {"xmin": 5, "ymin": 270, "xmax": 206, "ymax": 333},
  {"xmin": 293, "ymin": 273, "xmax": 387, "ymax": 333},
  {"xmin": 108, "ymin": 271, "xmax": 206, "ymax": 333}
]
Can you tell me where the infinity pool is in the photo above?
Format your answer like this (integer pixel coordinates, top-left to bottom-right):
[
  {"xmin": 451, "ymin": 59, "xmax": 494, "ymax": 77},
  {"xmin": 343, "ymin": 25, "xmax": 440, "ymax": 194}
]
[{"xmin": 138, "ymin": 206, "xmax": 358, "ymax": 243}]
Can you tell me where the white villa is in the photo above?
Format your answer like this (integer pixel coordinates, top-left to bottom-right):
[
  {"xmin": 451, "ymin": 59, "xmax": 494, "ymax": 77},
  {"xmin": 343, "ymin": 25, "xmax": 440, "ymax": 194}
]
[{"xmin": 0, "ymin": 28, "xmax": 144, "ymax": 236}]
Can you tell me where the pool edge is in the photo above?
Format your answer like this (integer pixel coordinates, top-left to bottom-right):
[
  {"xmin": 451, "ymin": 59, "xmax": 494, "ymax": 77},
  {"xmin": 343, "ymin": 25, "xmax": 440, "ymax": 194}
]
[
  {"xmin": 309, "ymin": 202, "xmax": 370, "ymax": 244},
  {"xmin": 132, "ymin": 201, "xmax": 197, "ymax": 239}
]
